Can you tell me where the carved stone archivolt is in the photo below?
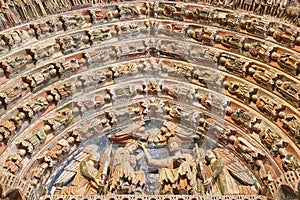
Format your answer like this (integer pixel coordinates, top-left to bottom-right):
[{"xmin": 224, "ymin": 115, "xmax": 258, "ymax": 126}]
[{"xmin": 0, "ymin": 1, "xmax": 299, "ymax": 200}]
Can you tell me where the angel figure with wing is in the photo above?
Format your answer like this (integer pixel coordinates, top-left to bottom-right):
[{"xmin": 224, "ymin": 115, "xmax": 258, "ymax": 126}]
[
  {"xmin": 203, "ymin": 149, "xmax": 259, "ymax": 196},
  {"xmin": 54, "ymin": 145, "xmax": 111, "ymax": 195},
  {"xmin": 58, "ymin": 149, "xmax": 102, "ymax": 195}
]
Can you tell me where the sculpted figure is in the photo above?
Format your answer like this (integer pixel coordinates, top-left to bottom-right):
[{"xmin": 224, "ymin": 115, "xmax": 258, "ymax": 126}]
[
  {"xmin": 224, "ymin": 81, "xmax": 257, "ymax": 103},
  {"xmin": 0, "ymin": 83, "xmax": 30, "ymax": 108},
  {"xmin": 58, "ymin": 35, "xmax": 76, "ymax": 54},
  {"xmin": 7, "ymin": 32, "xmax": 21, "ymax": 48},
  {"xmin": 44, "ymin": 108, "xmax": 73, "ymax": 132},
  {"xmin": 268, "ymin": 25, "xmax": 297, "ymax": 47},
  {"xmin": 17, "ymin": 128, "xmax": 46, "ymax": 157},
  {"xmin": 14, "ymin": 0, "xmax": 29, "ymax": 21},
  {"xmin": 278, "ymin": 148, "xmax": 300, "ymax": 171},
  {"xmin": 259, "ymin": 128, "xmax": 287, "ymax": 154},
  {"xmin": 57, "ymin": 0, "xmax": 72, "ymax": 9},
  {"xmin": 225, "ymin": 13, "xmax": 240, "ymax": 30},
  {"xmin": 61, "ymin": 150, "xmax": 103, "ymax": 195},
  {"xmin": 228, "ymin": 135, "xmax": 265, "ymax": 164},
  {"xmin": 248, "ymin": 65, "xmax": 278, "ymax": 90},
  {"xmin": 242, "ymin": 0, "xmax": 253, "ymax": 10},
  {"xmin": 222, "ymin": 0, "xmax": 237, "ymax": 8},
  {"xmin": 30, "ymin": 43, "xmax": 61, "ymax": 62},
  {"xmin": 255, "ymin": 159, "xmax": 274, "ymax": 198},
  {"xmin": 116, "ymin": 41, "xmax": 146, "ymax": 59},
  {"xmin": 4, "ymin": 153, "xmax": 23, "ymax": 174},
  {"xmin": 9, "ymin": 114, "xmax": 24, "ymax": 130},
  {"xmin": 47, "ymin": 18, "xmax": 64, "ymax": 33},
  {"xmin": 28, "ymin": 163, "xmax": 49, "ymax": 185},
  {"xmin": 218, "ymin": 54, "xmax": 249, "ymax": 77},
  {"xmin": 0, "ymin": 6, "xmax": 7, "ymax": 28},
  {"xmin": 45, "ymin": 139, "xmax": 71, "ymax": 164},
  {"xmin": 48, "ymin": 82, "xmax": 75, "ymax": 102},
  {"xmin": 0, "ymin": 0, "xmax": 21, "ymax": 26},
  {"xmin": 184, "ymin": 7, "xmax": 201, "ymax": 21},
  {"xmin": 203, "ymin": 149, "xmax": 257, "ymax": 195},
  {"xmin": 253, "ymin": 0, "xmax": 266, "ymax": 15},
  {"xmin": 275, "ymin": 80, "xmax": 300, "ymax": 107},
  {"xmin": 264, "ymin": 0, "xmax": 273, "ymax": 15},
  {"xmin": 61, "ymin": 15, "xmax": 89, "ymax": 31},
  {"xmin": 89, "ymin": 7, "xmax": 119, "ymax": 24},
  {"xmin": 17, "ymin": 30, "xmax": 30, "ymax": 41},
  {"xmin": 74, "ymin": 98, "xmax": 95, "ymax": 115},
  {"xmin": 140, "ymin": 137, "xmax": 198, "ymax": 194},
  {"xmin": 271, "ymin": 0, "xmax": 280, "ymax": 16},
  {"xmin": 210, "ymin": 10, "xmax": 228, "ymax": 26},
  {"xmin": 23, "ymin": 0, "xmax": 39, "ymax": 18},
  {"xmin": 198, "ymin": 93, "xmax": 229, "ymax": 115},
  {"xmin": 243, "ymin": 41, "xmax": 270, "ymax": 61},
  {"xmin": 285, "ymin": 4, "xmax": 300, "ymax": 23},
  {"xmin": 0, "ymin": 36, "xmax": 8, "ymax": 54},
  {"xmin": 107, "ymin": 140, "xmax": 146, "ymax": 194},
  {"xmin": 89, "ymin": 27, "xmax": 115, "ymax": 44},
  {"xmin": 281, "ymin": 114, "xmax": 300, "ymax": 142},
  {"xmin": 33, "ymin": 0, "xmax": 47, "ymax": 16},
  {"xmin": 230, "ymin": 108, "xmax": 261, "ymax": 132},
  {"xmin": 271, "ymin": 52, "xmax": 300, "ymax": 76},
  {"xmin": 192, "ymin": 69, "xmax": 224, "ymax": 90},
  {"xmin": 0, "ymin": 119, "xmax": 17, "ymax": 141},
  {"xmin": 57, "ymin": 58, "xmax": 82, "ymax": 77},
  {"xmin": 215, "ymin": 35, "xmax": 244, "ymax": 52},
  {"xmin": 3, "ymin": 33, "xmax": 15, "ymax": 48},
  {"xmin": 0, "ymin": 54, "xmax": 33, "ymax": 78},
  {"xmin": 30, "ymin": 22, "xmax": 51, "ymax": 38},
  {"xmin": 164, "ymin": 104, "xmax": 185, "ymax": 121},
  {"xmin": 186, "ymin": 26, "xmax": 215, "ymax": 45},
  {"xmin": 251, "ymin": 95, "xmax": 285, "ymax": 120},
  {"xmin": 22, "ymin": 64, "xmax": 57, "ymax": 90},
  {"xmin": 119, "ymin": 4, "xmax": 142, "ymax": 19},
  {"xmin": 19, "ymin": 97, "xmax": 49, "ymax": 119}
]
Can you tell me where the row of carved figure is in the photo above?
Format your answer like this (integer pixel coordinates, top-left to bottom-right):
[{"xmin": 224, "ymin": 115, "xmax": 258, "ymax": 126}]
[
  {"xmin": 0, "ymin": 81, "xmax": 76, "ymax": 143},
  {"xmin": 0, "ymin": 38, "xmax": 299, "ymax": 112},
  {"xmin": 200, "ymin": 0, "xmax": 300, "ymax": 22},
  {"xmin": 1, "ymin": 59, "xmax": 299, "ymax": 149},
  {"xmin": 0, "ymin": 0, "xmax": 113, "ymax": 28},
  {"xmin": 55, "ymin": 139, "xmax": 260, "ymax": 196},
  {"xmin": 1, "ymin": 22, "xmax": 300, "ymax": 83},
  {"xmin": 0, "ymin": 0, "xmax": 300, "ymax": 30},
  {"xmin": 1, "ymin": 1, "xmax": 300, "ymax": 58}
]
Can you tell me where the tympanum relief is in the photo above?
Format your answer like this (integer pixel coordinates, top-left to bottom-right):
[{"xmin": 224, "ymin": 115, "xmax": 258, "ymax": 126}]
[{"xmin": 0, "ymin": 1, "xmax": 300, "ymax": 200}]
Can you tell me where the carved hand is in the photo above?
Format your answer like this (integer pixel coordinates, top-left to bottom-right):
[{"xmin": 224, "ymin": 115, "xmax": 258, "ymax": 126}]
[
  {"xmin": 94, "ymin": 178, "xmax": 104, "ymax": 187},
  {"xmin": 138, "ymin": 141, "xmax": 147, "ymax": 151},
  {"xmin": 203, "ymin": 177, "xmax": 213, "ymax": 187}
]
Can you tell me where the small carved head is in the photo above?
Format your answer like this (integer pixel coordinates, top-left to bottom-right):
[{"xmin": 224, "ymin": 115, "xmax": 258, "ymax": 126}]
[
  {"xmin": 125, "ymin": 139, "xmax": 139, "ymax": 153},
  {"xmin": 167, "ymin": 136, "xmax": 182, "ymax": 154}
]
